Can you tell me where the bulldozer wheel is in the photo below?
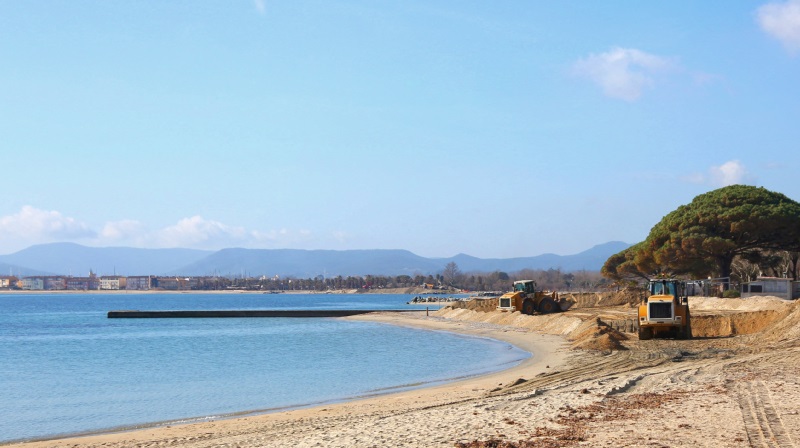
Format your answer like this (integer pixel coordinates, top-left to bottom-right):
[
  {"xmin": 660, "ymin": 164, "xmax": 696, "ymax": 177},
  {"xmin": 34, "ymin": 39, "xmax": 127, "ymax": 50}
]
[
  {"xmin": 538, "ymin": 298, "xmax": 557, "ymax": 314},
  {"xmin": 638, "ymin": 327, "xmax": 653, "ymax": 340},
  {"xmin": 521, "ymin": 300, "xmax": 536, "ymax": 315}
]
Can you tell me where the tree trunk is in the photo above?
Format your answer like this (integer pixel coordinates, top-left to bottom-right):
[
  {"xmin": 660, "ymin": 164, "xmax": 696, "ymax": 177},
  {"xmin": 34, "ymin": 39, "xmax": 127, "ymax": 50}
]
[{"xmin": 719, "ymin": 254, "xmax": 735, "ymax": 290}]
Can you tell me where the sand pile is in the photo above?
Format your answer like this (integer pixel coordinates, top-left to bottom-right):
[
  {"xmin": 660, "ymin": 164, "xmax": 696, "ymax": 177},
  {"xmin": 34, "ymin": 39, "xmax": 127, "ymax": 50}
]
[
  {"xmin": 434, "ymin": 307, "xmax": 585, "ymax": 336},
  {"xmin": 435, "ymin": 307, "xmax": 629, "ymax": 352},
  {"xmin": 439, "ymin": 295, "xmax": 800, "ymax": 346},
  {"xmin": 691, "ymin": 310, "xmax": 785, "ymax": 338},
  {"xmin": 689, "ymin": 296, "xmax": 792, "ymax": 312},
  {"xmin": 450, "ymin": 298, "xmax": 498, "ymax": 312},
  {"xmin": 454, "ymin": 289, "xmax": 644, "ymax": 314},
  {"xmin": 561, "ymin": 289, "xmax": 642, "ymax": 309},
  {"xmin": 686, "ymin": 296, "xmax": 795, "ymax": 338},
  {"xmin": 569, "ymin": 323, "xmax": 628, "ymax": 352},
  {"xmin": 745, "ymin": 300, "xmax": 800, "ymax": 346}
]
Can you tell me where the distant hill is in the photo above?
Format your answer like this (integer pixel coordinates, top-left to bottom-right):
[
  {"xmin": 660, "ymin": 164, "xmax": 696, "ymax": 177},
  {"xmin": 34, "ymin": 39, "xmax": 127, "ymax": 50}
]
[
  {"xmin": 442, "ymin": 241, "xmax": 631, "ymax": 273},
  {"xmin": 0, "ymin": 243, "xmax": 212, "ymax": 276},
  {"xmin": 0, "ymin": 241, "xmax": 630, "ymax": 277},
  {"xmin": 173, "ymin": 248, "xmax": 445, "ymax": 277},
  {"xmin": 0, "ymin": 261, "xmax": 48, "ymax": 277}
]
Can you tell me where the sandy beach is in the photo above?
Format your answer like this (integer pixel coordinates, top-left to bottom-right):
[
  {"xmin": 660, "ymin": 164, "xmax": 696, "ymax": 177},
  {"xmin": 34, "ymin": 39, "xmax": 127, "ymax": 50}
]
[{"xmin": 6, "ymin": 296, "xmax": 800, "ymax": 447}]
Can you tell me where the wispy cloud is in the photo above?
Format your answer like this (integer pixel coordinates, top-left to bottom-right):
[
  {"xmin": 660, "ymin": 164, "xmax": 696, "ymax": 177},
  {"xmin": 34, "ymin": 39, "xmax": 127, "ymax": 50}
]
[
  {"xmin": 683, "ymin": 160, "xmax": 754, "ymax": 187},
  {"xmin": 153, "ymin": 216, "xmax": 249, "ymax": 249},
  {"xmin": 101, "ymin": 220, "xmax": 146, "ymax": 242},
  {"xmin": 709, "ymin": 160, "xmax": 750, "ymax": 187},
  {"xmin": 0, "ymin": 206, "xmax": 95, "ymax": 241},
  {"xmin": 572, "ymin": 47, "xmax": 676, "ymax": 101},
  {"xmin": 253, "ymin": 0, "xmax": 266, "ymax": 15},
  {"xmin": 757, "ymin": 0, "xmax": 800, "ymax": 54},
  {"xmin": 0, "ymin": 207, "xmax": 322, "ymax": 253}
]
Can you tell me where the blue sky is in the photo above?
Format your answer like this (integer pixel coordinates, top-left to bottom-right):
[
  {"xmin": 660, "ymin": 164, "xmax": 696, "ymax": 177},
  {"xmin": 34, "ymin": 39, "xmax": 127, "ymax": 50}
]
[{"xmin": 1, "ymin": 1, "xmax": 799, "ymax": 258}]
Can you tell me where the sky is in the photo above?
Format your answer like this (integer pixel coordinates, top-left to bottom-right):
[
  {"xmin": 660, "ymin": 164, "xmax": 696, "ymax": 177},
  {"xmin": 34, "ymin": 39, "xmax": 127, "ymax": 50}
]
[{"xmin": 1, "ymin": 1, "xmax": 799, "ymax": 259}]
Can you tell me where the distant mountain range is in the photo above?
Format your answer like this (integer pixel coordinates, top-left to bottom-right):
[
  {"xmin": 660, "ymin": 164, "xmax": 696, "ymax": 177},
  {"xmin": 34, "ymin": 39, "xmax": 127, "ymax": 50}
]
[{"xmin": 0, "ymin": 241, "xmax": 630, "ymax": 278}]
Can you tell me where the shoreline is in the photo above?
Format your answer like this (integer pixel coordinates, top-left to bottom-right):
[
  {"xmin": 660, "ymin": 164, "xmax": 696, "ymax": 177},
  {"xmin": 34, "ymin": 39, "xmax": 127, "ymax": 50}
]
[
  {"xmin": 5, "ymin": 311, "xmax": 569, "ymax": 448},
  {"xmin": 0, "ymin": 288, "xmax": 462, "ymax": 295},
  {"xmin": 6, "ymin": 298, "xmax": 800, "ymax": 446}
]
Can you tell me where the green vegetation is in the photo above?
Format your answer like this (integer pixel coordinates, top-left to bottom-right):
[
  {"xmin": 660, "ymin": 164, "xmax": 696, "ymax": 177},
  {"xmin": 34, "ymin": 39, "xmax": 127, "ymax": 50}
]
[
  {"xmin": 603, "ymin": 185, "xmax": 800, "ymax": 287},
  {"xmin": 215, "ymin": 267, "xmax": 610, "ymax": 293},
  {"xmin": 722, "ymin": 289, "xmax": 741, "ymax": 298}
]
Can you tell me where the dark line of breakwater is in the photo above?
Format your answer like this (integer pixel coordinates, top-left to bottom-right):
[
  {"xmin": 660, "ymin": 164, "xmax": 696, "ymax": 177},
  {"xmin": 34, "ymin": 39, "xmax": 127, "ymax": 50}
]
[{"xmin": 107, "ymin": 309, "xmax": 424, "ymax": 318}]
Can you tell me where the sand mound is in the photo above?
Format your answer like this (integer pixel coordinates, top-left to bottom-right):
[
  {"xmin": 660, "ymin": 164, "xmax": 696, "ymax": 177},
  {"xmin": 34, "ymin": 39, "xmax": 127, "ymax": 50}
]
[
  {"xmin": 449, "ymin": 298, "xmax": 498, "ymax": 312},
  {"xmin": 452, "ymin": 289, "xmax": 644, "ymax": 314},
  {"xmin": 569, "ymin": 322, "xmax": 629, "ymax": 351},
  {"xmin": 691, "ymin": 310, "xmax": 784, "ymax": 338},
  {"xmin": 562, "ymin": 289, "xmax": 642, "ymax": 309},
  {"xmin": 435, "ymin": 306, "xmax": 629, "ymax": 351},
  {"xmin": 434, "ymin": 307, "xmax": 584, "ymax": 336},
  {"xmin": 689, "ymin": 296, "xmax": 792, "ymax": 312},
  {"xmin": 438, "ymin": 296, "xmax": 800, "ymax": 347},
  {"xmin": 746, "ymin": 300, "xmax": 800, "ymax": 346}
]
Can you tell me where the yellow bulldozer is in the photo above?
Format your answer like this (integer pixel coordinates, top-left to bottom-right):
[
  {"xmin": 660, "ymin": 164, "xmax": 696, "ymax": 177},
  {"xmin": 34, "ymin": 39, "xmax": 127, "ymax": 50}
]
[
  {"xmin": 637, "ymin": 278, "xmax": 691, "ymax": 340},
  {"xmin": 496, "ymin": 280, "xmax": 570, "ymax": 315}
]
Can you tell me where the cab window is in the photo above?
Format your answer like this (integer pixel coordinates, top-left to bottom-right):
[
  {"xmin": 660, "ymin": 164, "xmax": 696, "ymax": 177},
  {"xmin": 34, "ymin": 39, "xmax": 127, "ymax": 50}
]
[{"xmin": 650, "ymin": 281, "xmax": 675, "ymax": 296}]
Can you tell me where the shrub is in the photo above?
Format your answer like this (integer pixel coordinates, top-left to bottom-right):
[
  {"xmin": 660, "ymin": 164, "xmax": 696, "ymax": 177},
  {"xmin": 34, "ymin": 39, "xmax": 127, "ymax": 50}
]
[{"xmin": 722, "ymin": 289, "xmax": 741, "ymax": 298}]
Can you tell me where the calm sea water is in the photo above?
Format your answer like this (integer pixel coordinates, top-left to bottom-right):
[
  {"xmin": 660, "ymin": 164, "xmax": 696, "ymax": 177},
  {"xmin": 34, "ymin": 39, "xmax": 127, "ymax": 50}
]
[{"xmin": 0, "ymin": 293, "xmax": 528, "ymax": 442}]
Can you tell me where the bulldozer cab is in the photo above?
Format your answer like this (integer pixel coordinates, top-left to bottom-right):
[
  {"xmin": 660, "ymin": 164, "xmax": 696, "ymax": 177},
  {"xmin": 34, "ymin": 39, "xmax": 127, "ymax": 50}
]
[
  {"xmin": 648, "ymin": 279, "xmax": 687, "ymax": 303},
  {"xmin": 650, "ymin": 280, "xmax": 675, "ymax": 296},
  {"xmin": 513, "ymin": 280, "xmax": 537, "ymax": 294}
]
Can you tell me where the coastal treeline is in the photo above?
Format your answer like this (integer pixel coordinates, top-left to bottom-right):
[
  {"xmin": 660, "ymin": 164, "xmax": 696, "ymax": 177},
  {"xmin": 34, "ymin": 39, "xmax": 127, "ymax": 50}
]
[
  {"xmin": 1, "ymin": 268, "xmax": 607, "ymax": 293},
  {"xmin": 603, "ymin": 185, "xmax": 800, "ymax": 289},
  {"xmin": 221, "ymin": 267, "xmax": 608, "ymax": 293}
]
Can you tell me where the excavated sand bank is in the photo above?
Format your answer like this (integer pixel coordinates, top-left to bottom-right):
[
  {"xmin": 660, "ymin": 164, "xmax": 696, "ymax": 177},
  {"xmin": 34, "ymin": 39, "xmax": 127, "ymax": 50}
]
[{"xmin": 450, "ymin": 292, "xmax": 797, "ymax": 339}]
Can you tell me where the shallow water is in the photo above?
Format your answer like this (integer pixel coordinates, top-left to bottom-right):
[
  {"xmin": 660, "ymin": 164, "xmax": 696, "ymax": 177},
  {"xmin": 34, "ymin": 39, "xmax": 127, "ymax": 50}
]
[{"xmin": 0, "ymin": 293, "xmax": 529, "ymax": 442}]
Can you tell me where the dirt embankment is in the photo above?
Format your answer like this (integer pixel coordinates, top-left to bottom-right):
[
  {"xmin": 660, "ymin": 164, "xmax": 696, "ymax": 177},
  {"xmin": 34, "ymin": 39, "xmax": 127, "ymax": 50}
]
[
  {"xmin": 453, "ymin": 289, "xmax": 644, "ymax": 313},
  {"xmin": 435, "ymin": 306, "xmax": 628, "ymax": 353},
  {"xmin": 689, "ymin": 296, "xmax": 795, "ymax": 338},
  {"xmin": 438, "ymin": 294, "xmax": 800, "ymax": 349}
]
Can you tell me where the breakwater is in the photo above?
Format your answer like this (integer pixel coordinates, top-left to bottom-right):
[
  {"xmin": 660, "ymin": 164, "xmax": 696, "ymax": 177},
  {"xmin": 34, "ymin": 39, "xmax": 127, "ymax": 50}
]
[{"xmin": 107, "ymin": 309, "xmax": 421, "ymax": 318}]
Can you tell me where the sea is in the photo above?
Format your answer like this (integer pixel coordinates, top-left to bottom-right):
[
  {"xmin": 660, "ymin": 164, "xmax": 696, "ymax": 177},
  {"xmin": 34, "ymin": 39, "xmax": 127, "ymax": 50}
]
[{"xmin": 0, "ymin": 293, "xmax": 529, "ymax": 443}]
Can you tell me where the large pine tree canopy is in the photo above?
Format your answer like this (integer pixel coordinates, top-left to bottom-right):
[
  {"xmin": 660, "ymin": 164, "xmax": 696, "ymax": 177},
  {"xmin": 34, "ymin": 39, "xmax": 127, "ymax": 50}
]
[{"xmin": 603, "ymin": 185, "xmax": 800, "ymax": 282}]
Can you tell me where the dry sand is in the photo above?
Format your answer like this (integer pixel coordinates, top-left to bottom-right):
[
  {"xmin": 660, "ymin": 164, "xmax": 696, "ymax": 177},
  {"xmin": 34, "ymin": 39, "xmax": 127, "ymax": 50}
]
[{"xmin": 7, "ymin": 296, "xmax": 800, "ymax": 448}]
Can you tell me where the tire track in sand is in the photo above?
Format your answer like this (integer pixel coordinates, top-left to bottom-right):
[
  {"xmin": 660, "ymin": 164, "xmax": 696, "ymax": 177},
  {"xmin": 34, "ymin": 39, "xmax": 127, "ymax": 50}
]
[{"xmin": 737, "ymin": 380, "xmax": 795, "ymax": 448}]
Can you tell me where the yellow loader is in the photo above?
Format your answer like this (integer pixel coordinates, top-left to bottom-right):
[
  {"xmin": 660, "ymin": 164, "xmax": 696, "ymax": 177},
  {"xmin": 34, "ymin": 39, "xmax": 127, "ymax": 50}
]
[
  {"xmin": 637, "ymin": 278, "xmax": 691, "ymax": 340},
  {"xmin": 496, "ymin": 280, "xmax": 570, "ymax": 315}
]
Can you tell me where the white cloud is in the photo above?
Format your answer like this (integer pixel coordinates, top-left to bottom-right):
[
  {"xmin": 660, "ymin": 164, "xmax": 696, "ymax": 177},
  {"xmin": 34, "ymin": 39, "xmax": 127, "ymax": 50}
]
[
  {"xmin": 573, "ymin": 47, "xmax": 675, "ymax": 101},
  {"xmin": 758, "ymin": 0, "xmax": 800, "ymax": 54},
  {"xmin": 0, "ymin": 207, "xmax": 325, "ymax": 253},
  {"xmin": 709, "ymin": 160, "xmax": 749, "ymax": 187},
  {"xmin": 154, "ymin": 216, "xmax": 248, "ymax": 249},
  {"xmin": 683, "ymin": 160, "xmax": 753, "ymax": 187},
  {"xmin": 0, "ymin": 206, "xmax": 95, "ymax": 241},
  {"xmin": 253, "ymin": 0, "xmax": 266, "ymax": 15},
  {"xmin": 101, "ymin": 220, "xmax": 146, "ymax": 241}
]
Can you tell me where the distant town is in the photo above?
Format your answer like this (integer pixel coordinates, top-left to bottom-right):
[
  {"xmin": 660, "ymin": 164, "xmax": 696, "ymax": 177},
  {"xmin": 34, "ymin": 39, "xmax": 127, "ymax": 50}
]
[{"xmin": 0, "ymin": 272, "xmax": 466, "ymax": 292}]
